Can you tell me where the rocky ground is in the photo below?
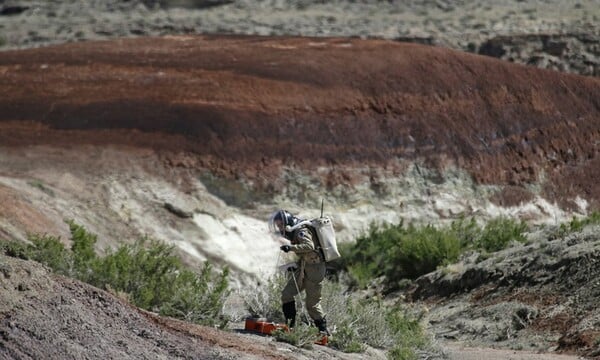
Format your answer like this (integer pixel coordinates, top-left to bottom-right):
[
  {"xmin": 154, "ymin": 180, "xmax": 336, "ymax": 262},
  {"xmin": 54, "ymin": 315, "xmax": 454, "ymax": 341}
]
[
  {"xmin": 2, "ymin": 224, "xmax": 596, "ymax": 360},
  {"xmin": 412, "ymin": 225, "xmax": 600, "ymax": 359},
  {"xmin": 0, "ymin": 252, "xmax": 388, "ymax": 360}
]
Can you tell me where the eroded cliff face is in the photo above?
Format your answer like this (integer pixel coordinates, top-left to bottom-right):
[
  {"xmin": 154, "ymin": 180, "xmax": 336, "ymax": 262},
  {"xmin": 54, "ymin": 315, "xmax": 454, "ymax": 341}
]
[{"xmin": 1, "ymin": 35, "xmax": 599, "ymax": 281}]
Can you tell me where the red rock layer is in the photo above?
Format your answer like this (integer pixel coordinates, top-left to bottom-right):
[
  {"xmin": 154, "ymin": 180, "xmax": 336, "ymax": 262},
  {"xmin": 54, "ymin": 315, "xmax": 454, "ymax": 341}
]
[{"xmin": 0, "ymin": 35, "xmax": 599, "ymax": 207}]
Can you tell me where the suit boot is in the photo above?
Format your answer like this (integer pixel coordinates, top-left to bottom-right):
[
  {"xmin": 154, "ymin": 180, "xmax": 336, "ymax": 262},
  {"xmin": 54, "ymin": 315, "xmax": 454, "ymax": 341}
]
[
  {"xmin": 314, "ymin": 317, "xmax": 330, "ymax": 336},
  {"xmin": 282, "ymin": 301, "xmax": 296, "ymax": 328}
]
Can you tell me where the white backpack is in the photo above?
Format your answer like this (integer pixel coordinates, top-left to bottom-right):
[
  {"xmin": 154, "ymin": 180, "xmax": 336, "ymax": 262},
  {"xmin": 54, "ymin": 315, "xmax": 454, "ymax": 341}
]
[
  {"xmin": 309, "ymin": 217, "xmax": 341, "ymax": 262},
  {"xmin": 286, "ymin": 217, "xmax": 341, "ymax": 262}
]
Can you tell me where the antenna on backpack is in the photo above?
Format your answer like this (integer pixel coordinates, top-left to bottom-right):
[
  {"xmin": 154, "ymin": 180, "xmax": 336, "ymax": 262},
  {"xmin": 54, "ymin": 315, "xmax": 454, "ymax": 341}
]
[{"xmin": 320, "ymin": 198, "xmax": 324, "ymax": 218}]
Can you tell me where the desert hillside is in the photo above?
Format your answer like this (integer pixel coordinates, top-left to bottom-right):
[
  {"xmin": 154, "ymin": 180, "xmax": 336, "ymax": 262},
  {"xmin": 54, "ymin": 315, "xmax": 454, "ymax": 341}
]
[{"xmin": 1, "ymin": 35, "xmax": 599, "ymax": 279}]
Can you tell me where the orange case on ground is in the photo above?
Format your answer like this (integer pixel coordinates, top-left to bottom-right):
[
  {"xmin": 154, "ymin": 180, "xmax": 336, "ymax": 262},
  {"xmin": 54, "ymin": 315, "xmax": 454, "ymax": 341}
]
[
  {"xmin": 244, "ymin": 318, "xmax": 289, "ymax": 335},
  {"xmin": 244, "ymin": 317, "xmax": 328, "ymax": 346}
]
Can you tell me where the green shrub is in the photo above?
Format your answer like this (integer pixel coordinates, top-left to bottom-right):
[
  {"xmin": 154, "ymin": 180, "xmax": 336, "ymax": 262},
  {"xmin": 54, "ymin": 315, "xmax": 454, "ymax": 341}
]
[
  {"xmin": 90, "ymin": 238, "xmax": 182, "ymax": 310},
  {"xmin": 27, "ymin": 233, "xmax": 73, "ymax": 275},
  {"xmin": 386, "ymin": 224, "xmax": 462, "ymax": 280},
  {"xmin": 160, "ymin": 263, "xmax": 230, "ymax": 328},
  {"xmin": 24, "ymin": 223, "xmax": 101, "ymax": 280},
  {"xmin": 67, "ymin": 220, "xmax": 99, "ymax": 282},
  {"xmin": 0, "ymin": 36, "xmax": 6, "ymax": 47},
  {"xmin": 322, "ymin": 280, "xmax": 375, "ymax": 351},
  {"xmin": 341, "ymin": 221, "xmax": 406, "ymax": 288},
  {"xmin": 272, "ymin": 323, "xmax": 319, "ymax": 349},
  {"xmin": 341, "ymin": 216, "xmax": 529, "ymax": 290},
  {"xmin": 16, "ymin": 221, "xmax": 230, "ymax": 328},
  {"xmin": 449, "ymin": 216, "xmax": 481, "ymax": 249},
  {"xmin": 386, "ymin": 307, "xmax": 428, "ymax": 360},
  {"xmin": 247, "ymin": 274, "xmax": 429, "ymax": 355},
  {"xmin": 342, "ymin": 221, "xmax": 461, "ymax": 289},
  {"xmin": 559, "ymin": 211, "xmax": 600, "ymax": 235},
  {"xmin": 0, "ymin": 239, "xmax": 30, "ymax": 259},
  {"xmin": 323, "ymin": 279, "xmax": 428, "ymax": 355},
  {"xmin": 241, "ymin": 272, "xmax": 287, "ymax": 322},
  {"xmin": 91, "ymin": 237, "xmax": 230, "ymax": 328},
  {"xmin": 476, "ymin": 217, "xmax": 527, "ymax": 252}
]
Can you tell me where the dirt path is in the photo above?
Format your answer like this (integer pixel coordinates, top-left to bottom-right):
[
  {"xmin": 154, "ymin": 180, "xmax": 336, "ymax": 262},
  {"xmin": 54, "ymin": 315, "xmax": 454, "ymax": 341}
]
[{"xmin": 444, "ymin": 343, "xmax": 584, "ymax": 360}]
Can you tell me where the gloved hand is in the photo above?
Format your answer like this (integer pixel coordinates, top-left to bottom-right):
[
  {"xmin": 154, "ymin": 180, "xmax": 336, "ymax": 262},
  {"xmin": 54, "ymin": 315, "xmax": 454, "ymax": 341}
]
[{"xmin": 280, "ymin": 245, "xmax": 291, "ymax": 253}]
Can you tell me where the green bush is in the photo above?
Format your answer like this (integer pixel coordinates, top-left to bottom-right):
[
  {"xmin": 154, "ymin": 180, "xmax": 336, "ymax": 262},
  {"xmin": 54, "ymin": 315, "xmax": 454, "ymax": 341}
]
[
  {"xmin": 4, "ymin": 221, "xmax": 230, "ymax": 328},
  {"xmin": 91, "ymin": 236, "xmax": 230, "ymax": 328},
  {"xmin": 559, "ymin": 211, "xmax": 600, "ymax": 235},
  {"xmin": 340, "ymin": 221, "xmax": 406, "ymax": 288},
  {"xmin": 27, "ymin": 233, "xmax": 73, "ymax": 275},
  {"xmin": 386, "ymin": 224, "xmax": 461, "ymax": 280},
  {"xmin": 246, "ymin": 274, "xmax": 429, "ymax": 355},
  {"xmin": 160, "ymin": 263, "xmax": 230, "ymax": 329},
  {"xmin": 242, "ymin": 272, "xmax": 287, "ymax": 322},
  {"xmin": 341, "ymin": 216, "xmax": 529, "ymax": 291},
  {"xmin": 322, "ymin": 280, "xmax": 375, "ymax": 351},
  {"xmin": 25, "ymin": 221, "xmax": 102, "ymax": 281},
  {"xmin": 475, "ymin": 217, "xmax": 527, "ymax": 252},
  {"xmin": 272, "ymin": 323, "xmax": 320, "ymax": 349},
  {"xmin": 449, "ymin": 216, "xmax": 481, "ymax": 249},
  {"xmin": 0, "ymin": 239, "xmax": 30, "ymax": 260},
  {"xmin": 68, "ymin": 220, "xmax": 99, "ymax": 282},
  {"xmin": 322, "ymin": 279, "xmax": 428, "ymax": 355},
  {"xmin": 90, "ymin": 238, "xmax": 182, "ymax": 310},
  {"xmin": 386, "ymin": 307, "xmax": 428, "ymax": 360},
  {"xmin": 342, "ymin": 221, "xmax": 461, "ymax": 289}
]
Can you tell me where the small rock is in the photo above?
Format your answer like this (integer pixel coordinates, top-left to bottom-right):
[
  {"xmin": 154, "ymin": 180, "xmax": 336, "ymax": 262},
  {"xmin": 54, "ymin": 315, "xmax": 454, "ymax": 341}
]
[
  {"xmin": 0, "ymin": 264, "xmax": 11, "ymax": 278},
  {"xmin": 17, "ymin": 283, "xmax": 29, "ymax": 291},
  {"xmin": 164, "ymin": 202, "xmax": 193, "ymax": 218},
  {"xmin": 0, "ymin": 5, "xmax": 29, "ymax": 16}
]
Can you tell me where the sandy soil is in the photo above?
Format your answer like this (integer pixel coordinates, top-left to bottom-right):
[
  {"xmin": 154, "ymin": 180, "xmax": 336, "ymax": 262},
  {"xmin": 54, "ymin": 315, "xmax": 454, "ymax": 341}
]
[{"xmin": 444, "ymin": 343, "xmax": 583, "ymax": 360}]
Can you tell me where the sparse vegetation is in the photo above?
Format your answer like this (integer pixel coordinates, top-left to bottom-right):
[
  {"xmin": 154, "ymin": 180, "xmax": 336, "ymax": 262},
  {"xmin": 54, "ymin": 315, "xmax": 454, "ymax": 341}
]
[
  {"xmin": 6, "ymin": 211, "xmax": 600, "ymax": 356},
  {"xmin": 242, "ymin": 272, "xmax": 287, "ymax": 322},
  {"xmin": 475, "ymin": 217, "xmax": 527, "ymax": 252},
  {"xmin": 323, "ymin": 280, "xmax": 390, "ymax": 351},
  {"xmin": 386, "ymin": 308, "xmax": 428, "ymax": 360},
  {"xmin": 244, "ymin": 274, "xmax": 429, "ymax": 357},
  {"xmin": 559, "ymin": 211, "xmax": 600, "ymax": 235},
  {"xmin": 0, "ymin": 239, "xmax": 29, "ymax": 259},
  {"xmin": 28, "ymin": 232, "xmax": 73, "ymax": 275},
  {"xmin": 27, "ymin": 180, "xmax": 55, "ymax": 197},
  {"xmin": 1, "ymin": 221, "xmax": 230, "ymax": 328},
  {"xmin": 340, "ymin": 216, "xmax": 529, "ymax": 290},
  {"xmin": 272, "ymin": 323, "xmax": 320, "ymax": 349}
]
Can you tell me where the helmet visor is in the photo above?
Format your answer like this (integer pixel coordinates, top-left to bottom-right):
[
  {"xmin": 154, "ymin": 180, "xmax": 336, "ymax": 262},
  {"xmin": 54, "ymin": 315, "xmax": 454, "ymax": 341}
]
[{"xmin": 268, "ymin": 210, "xmax": 285, "ymax": 236}]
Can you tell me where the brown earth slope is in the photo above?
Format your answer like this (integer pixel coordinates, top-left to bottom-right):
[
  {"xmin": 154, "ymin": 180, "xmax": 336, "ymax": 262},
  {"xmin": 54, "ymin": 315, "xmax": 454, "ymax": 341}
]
[
  {"xmin": 0, "ymin": 35, "xmax": 599, "ymax": 209},
  {"xmin": 0, "ymin": 252, "xmax": 387, "ymax": 360},
  {"xmin": 3, "ymin": 250, "xmax": 583, "ymax": 360}
]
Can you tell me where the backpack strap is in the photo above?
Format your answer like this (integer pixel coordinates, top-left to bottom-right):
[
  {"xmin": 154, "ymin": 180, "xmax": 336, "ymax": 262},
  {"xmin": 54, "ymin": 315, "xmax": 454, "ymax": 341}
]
[
  {"xmin": 288, "ymin": 220, "xmax": 325, "ymax": 262},
  {"xmin": 285, "ymin": 220, "xmax": 312, "ymax": 233}
]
